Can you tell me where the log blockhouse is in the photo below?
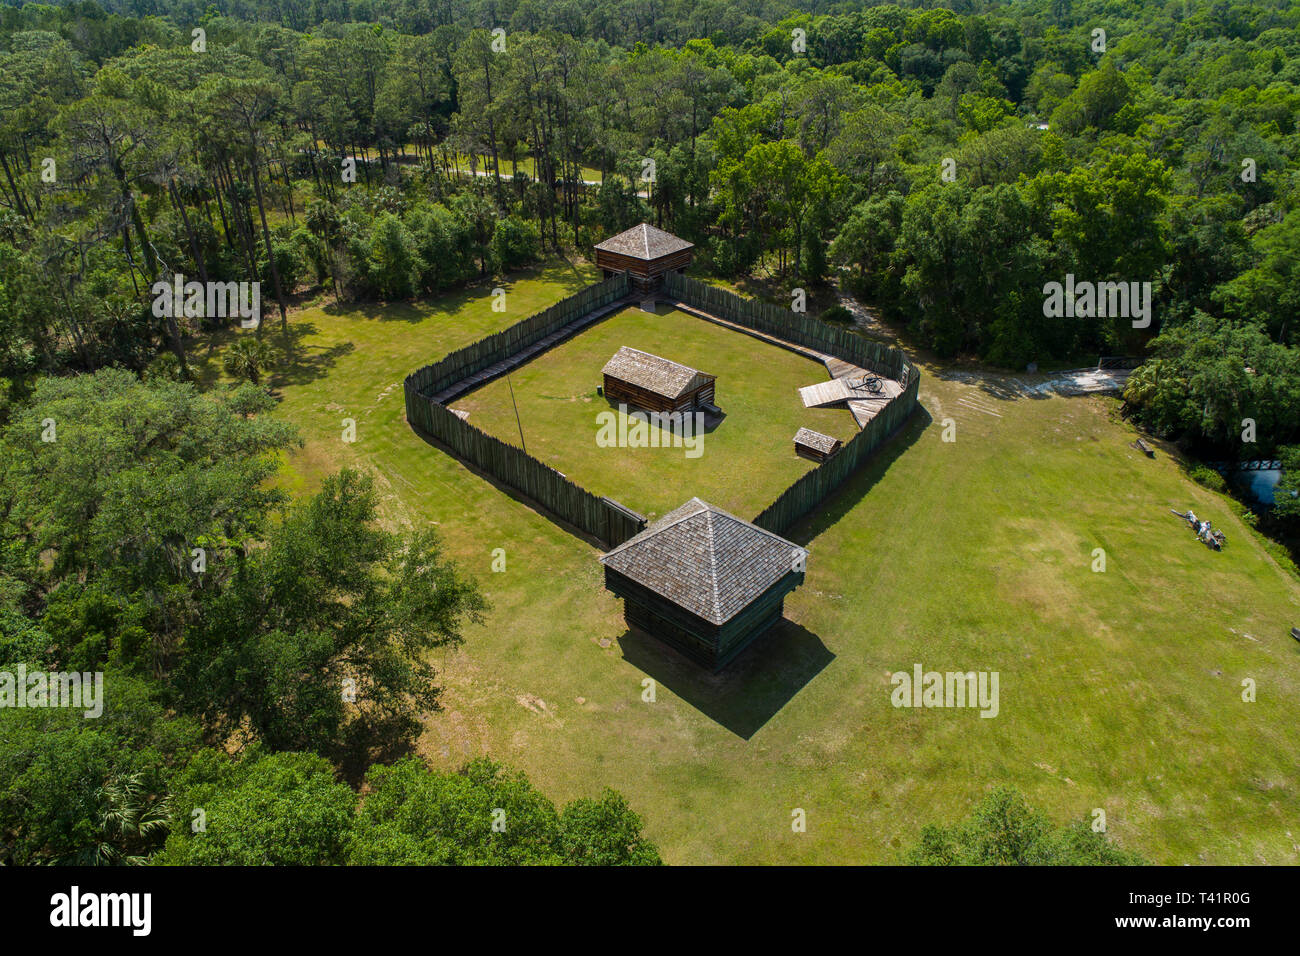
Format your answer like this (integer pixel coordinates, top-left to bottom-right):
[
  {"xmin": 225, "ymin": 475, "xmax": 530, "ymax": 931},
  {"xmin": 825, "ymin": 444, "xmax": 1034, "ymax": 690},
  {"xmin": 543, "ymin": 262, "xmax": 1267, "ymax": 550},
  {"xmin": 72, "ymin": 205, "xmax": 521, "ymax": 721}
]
[
  {"xmin": 600, "ymin": 498, "xmax": 807, "ymax": 670},
  {"xmin": 594, "ymin": 223, "xmax": 694, "ymax": 292}
]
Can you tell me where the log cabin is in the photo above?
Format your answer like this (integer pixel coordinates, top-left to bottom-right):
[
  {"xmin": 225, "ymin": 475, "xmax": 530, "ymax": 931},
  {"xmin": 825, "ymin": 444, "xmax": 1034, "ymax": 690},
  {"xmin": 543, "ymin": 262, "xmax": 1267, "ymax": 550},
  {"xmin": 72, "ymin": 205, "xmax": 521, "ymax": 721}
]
[
  {"xmin": 602, "ymin": 346, "xmax": 716, "ymax": 414},
  {"xmin": 793, "ymin": 427, "xmax": 842, "ymax": 462}
]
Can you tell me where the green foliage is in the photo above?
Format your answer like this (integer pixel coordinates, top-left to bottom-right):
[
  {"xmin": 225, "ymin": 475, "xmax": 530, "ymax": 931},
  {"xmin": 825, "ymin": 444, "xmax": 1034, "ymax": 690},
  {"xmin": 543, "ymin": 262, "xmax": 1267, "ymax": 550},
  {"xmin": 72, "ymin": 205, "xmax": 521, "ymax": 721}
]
[
  {"xmin": 818, "ymin": 304, "xmax": 853, "ymax": 325},
  {"xmin": 1122, "ymin": 318, "xmax": 1300, "ymax": 454},
  {"xmin": 0, "ymin": 668, "xmax": 200, "ymax": 865},
  {"xmin": 490, "ymin": 215, "xmax": 541, "ymax": 272},
  {"xmin": 346, "ymin": 757, "xmax": 660, "ymax": 865},
  {"xmin": 221, "ymin": 334, "xmax": 279, "ymax": 385},
  {"xmin": 159, "ymin": 748, "xmax": 355, "ymax": 865},
  {"xmin": 1187, "ymin": 464, "xmax": 1228, "ymax": 493},
  {"xmin": 178, "ymin": 468, "xmax": 486, "ymax": 757},
  {"xmin": 558, "ymin": 790, "xmax": 662, "ymax": 866},
  {"xmin": 906, "ymin": 787, "xmax": 1144, "ymax": 865},
  {"xmin": 1274, "ymin": 445, "xmax": 1300, "ymax": 527},
  {"xmin": 3, "ymin": 0, "xmax": 1300, "ymax": 869},
  {"xmin": 0, "ymin": 370, "xmax": 296, "ymax": 673}
]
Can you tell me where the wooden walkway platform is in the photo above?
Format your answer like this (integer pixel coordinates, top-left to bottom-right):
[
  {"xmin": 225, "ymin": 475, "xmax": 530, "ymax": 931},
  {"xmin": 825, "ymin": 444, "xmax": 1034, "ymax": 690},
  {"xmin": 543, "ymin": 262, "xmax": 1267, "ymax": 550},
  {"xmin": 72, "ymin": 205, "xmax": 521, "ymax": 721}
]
[
  {"xmin": 667, "ymin": 300, "xmax": 905, "ymax": 429},
  {"xmin": 669, "ymin": 300, "xmax": 839, "ymax": 366},
  {"xmin": 797, "ymin": 376, "xmax": 895, "ymax": 406},
  {"xmin": 432, "ymin": 293, "xmax": 637, "ymax": 405}
]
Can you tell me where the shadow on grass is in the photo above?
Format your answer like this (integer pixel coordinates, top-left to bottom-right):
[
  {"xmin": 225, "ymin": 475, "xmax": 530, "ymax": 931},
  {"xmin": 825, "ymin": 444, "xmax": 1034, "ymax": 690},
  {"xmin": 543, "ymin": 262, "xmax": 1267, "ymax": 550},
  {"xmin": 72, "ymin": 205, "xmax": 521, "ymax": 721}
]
[
  {"xmin": 409, "ymin": 425, "xmax": 611, "ymax": 551},
  {"xmin": 783, "ymin": 404, "xmax": 934, "ymax": 548},
  {"xmin": 617, "ymin": 618, "xmax": 834, "ymax": 739},
  {"xmin": 270, "ymin": 322, "xmax": 356, "ymax": 390},
  {"xmin": 930, "ymin": 365, "xmax": 1052, "ymax": 402},
  {"xmin": 319, "ymin": 299, "xmax": 434, "ymax": 322},
  {"xmin": 333, "ymin": 711, "xmax": 422, "ymax": 787},
  {"xmin": 183, "ymin": 321, "xmax": 354, "ymax": 393},
  {"xmin": 316, "ymin": 258, "xmax": 596, "ymax": 323},
  {"xmin": 598, "ymin": 396, "xmax": 728, "ymax": 435}
]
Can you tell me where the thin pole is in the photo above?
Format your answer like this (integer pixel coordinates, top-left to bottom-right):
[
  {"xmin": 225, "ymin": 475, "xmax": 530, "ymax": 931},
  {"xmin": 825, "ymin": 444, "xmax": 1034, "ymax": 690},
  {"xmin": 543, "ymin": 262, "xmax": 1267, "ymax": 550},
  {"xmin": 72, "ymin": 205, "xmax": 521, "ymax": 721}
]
[{"xmin": 507, "ymin": 372, "xmax": 526, "ymax": 454}]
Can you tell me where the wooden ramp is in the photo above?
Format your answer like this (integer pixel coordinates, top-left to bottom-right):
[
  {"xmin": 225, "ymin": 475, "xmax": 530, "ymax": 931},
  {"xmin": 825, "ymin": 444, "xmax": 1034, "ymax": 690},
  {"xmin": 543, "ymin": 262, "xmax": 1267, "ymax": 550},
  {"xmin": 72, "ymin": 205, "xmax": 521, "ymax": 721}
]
[
  {"xmin": 799, "ymin": 373, "xmax": 906, "ymax": 427},
  {"xmin": 799, "ymin": 378, "xmax": 855, "ymax": 407},
  {"xmin": 824, "ymin": 357, "xmax": 863, "ymax": 379},
  {"xmin": 667, "ymin": 298, "xmax": 909, "ymax": 430}
]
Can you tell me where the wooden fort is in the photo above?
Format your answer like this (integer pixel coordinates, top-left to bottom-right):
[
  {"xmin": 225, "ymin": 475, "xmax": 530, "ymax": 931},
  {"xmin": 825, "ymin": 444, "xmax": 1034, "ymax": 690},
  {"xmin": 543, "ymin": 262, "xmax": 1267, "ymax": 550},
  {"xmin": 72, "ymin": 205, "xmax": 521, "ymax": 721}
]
[
  {"xmin": 594, "ymin": 222, "xmax": 694, "ymax": 292},
  {"xmin": 602, "ymin": 346, "xmax": 716, "ymax": 414},
  {"xmin": 600, "ymin": 498, "xmax": 807, "ymax": 670}
]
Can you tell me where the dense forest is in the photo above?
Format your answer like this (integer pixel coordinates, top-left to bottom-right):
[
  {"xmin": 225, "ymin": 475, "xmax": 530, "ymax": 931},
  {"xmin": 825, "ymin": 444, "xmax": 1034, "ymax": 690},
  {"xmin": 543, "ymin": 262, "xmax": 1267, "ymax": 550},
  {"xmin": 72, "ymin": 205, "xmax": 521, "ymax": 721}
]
[
  {"xmin": 1, "ymin": 1, "xmax": 1297, "ymax": 447},
  {"xmin": 1, "ymin": 0, "xmax": 1297, "ymax": 863}
]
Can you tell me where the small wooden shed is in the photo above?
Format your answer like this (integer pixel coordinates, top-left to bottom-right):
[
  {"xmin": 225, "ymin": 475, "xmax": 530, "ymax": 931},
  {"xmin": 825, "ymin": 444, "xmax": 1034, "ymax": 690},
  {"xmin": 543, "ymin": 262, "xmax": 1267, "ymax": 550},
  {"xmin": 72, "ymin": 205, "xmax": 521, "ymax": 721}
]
[
  {"xmin": 600, "ymin": 498, "xmax": 807, "ymax": 670},
  {"xmin": 794, "ymin": 427, "xmax": 842, "ymax": 462},
  {"xmin": 594, "ymin": 223, "xmax": 694, "ymax": 292},
  {"xmin": 602, "ymin": 346, "xmax": 716, "ymax": 414}
]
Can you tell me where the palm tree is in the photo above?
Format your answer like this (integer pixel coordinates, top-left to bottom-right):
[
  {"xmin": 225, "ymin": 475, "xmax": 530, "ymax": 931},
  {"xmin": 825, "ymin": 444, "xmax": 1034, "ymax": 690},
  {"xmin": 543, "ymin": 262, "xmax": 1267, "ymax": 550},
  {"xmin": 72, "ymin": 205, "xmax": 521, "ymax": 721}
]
[
  {"xmin": 222, "ymin": 335, "xmax": 278, "ymax": 386},
  {"xmin": 65, "ymin": 773, "xmax": 171, "ymax": 865}
]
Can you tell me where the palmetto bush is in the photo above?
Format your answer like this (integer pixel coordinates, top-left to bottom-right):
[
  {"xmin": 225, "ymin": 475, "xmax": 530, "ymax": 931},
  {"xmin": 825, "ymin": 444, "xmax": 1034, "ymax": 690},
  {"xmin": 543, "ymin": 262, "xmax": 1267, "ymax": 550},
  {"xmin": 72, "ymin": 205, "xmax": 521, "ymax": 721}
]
[{"xmin": 222, "ymin": 335, "xmax": 279, "ymax": 386}]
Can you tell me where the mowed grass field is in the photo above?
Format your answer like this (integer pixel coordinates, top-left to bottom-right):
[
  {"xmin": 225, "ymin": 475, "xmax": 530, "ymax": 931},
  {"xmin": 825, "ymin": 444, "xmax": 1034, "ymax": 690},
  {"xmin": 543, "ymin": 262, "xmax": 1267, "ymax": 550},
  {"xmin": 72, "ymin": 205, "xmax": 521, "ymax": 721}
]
[
  {"xmin": 453, "ymin": 305, "xmax": 860, "ymax": 520},
  {"xmin": 202, "ymin": 266, "xmax": 1300, "ymax": 865}
]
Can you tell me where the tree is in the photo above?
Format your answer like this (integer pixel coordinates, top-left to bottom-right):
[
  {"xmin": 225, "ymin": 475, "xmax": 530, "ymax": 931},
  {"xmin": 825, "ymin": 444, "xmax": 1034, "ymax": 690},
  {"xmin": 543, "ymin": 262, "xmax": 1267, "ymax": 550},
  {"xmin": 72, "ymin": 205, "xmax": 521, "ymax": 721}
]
[
  {"xmin": 906, "ymin": 787, "xmax": 1144, "ymax": 865},
  {"xmin": 199, "ymin": 77, "xmax": 291, "ymax": 330},
  {"xmin": 346, "ymin": 757, "xmax": 661, "ymax": 865},
  {"xmin": 0, "ymin": 666, "xmax": 199, "ymax": 866},
  {"xmin": 451, "ymin": 30, "xmax": 508, "ymax": 192},
  {"xmin": 365, "ymin": 212, "xmax": 422, "ymax": 299},
  {"xmin": 0, "ymin": 370, "xmax": 296, "ymax": 675},
  {"xmin": 490, "ymin": 215, "xmax": 541, "ymax": 272},
  {"xmin": 1122, "ymin": 318, "xmax": 1300, "ymax": 454},
  {"xmin": 178, "ymin": 469, "xmax": 486, "ymax": 760},
  {"xmin": 1049, "ymin": 61, "xmax": 1137, "ymax": 136},
  {"xmin": 222, "ymin": 335, "xmax": 278, "ymax": 386},
  {"xmin": 1274, "ymin": 445, "xmax": 1300, "ymax": 530},
  {"xmin": 158, "ymin": 748, "xmax": 355, "ymax": 865},
  {"xmin": 559, "ymin": 789, "xmax": 662, "ymax": 866}
]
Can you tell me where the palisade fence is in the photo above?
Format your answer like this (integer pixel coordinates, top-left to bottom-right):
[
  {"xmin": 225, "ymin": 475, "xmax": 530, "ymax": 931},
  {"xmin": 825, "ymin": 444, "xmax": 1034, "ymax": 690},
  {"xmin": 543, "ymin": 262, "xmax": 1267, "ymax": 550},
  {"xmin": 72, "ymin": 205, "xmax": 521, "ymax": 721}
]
[
  {"xmin": 404, "ymin": 269, "xmax": 920, "ymax": 551},
  {"xmin": 662, "ymin": 272, "xmax": 922, "ymax": 537},
  {"xmin": 404, "ymin": 272, "xmax": 646, "ymax": 548},
  {"xmin": 406, "ymin": 272, "xmax": 630, "ymax": 400},
  {"xmin": 664, "ymin": 271, "xmax": 910, "ymax": 382},
  {"xmin": 751, "ymin": 370, "xmax": 920, "ymax": 535}
]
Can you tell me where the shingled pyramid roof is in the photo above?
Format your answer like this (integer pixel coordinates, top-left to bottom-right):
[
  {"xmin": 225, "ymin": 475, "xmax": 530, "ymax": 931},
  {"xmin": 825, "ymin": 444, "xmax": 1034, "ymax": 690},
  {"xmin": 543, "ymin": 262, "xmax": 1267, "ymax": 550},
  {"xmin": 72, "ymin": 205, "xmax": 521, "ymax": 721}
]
[
  {"xmin": 593, "ymin": 222, "xmax": 694, "ymax": 260},
  {"xmin": 599, "ymin": 498, "xmax": 807, "ymax": 625}
]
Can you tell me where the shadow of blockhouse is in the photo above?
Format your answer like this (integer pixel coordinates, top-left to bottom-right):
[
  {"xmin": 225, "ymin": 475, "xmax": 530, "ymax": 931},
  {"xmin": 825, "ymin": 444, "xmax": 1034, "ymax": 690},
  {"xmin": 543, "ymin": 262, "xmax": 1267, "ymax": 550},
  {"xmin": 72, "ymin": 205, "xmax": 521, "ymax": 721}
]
[{"xmin": 618, "ymin": 619, "xmax": 834, "ymax": 740}]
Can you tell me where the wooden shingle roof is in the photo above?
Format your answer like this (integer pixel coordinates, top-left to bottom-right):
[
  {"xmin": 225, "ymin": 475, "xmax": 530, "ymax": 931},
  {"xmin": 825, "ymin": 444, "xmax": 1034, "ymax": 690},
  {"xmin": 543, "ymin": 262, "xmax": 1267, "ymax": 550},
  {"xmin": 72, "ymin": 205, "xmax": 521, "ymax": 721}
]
[
  {"xmin": 593, "ymin": 222, "xmax": 694, "ymax": 260},
  {"xmin": 601, "ymin": 346, "xmax": 715, "ymax": 400},
  {"xmin": 599, "ymin": 498, "xmax": 807, "ymax": 625},
  {"xmin": 794, "ymin": 427, "xmax": 841, "ymax": 455}
]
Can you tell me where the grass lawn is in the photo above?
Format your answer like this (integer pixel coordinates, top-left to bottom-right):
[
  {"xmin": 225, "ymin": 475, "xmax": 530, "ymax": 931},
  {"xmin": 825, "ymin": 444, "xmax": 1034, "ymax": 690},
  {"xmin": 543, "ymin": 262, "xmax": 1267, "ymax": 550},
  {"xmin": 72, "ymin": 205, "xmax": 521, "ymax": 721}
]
[
  {"xmin": 200, "ymin": 266, "xmax": 1300, "ymax": 865},
  {"xmin": 448, "ymin": 151, "xmax": 606, "ymax": 184},
  {"xmin": 453, "ymin": 305, "xmax": 861, "ymax": 521}
]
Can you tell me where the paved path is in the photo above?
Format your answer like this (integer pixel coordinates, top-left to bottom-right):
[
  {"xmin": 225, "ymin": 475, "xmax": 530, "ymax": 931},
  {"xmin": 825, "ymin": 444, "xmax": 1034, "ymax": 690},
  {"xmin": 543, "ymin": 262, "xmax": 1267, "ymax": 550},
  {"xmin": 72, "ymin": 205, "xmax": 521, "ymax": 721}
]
[{"xmin": 834, "ymin": 288, "xmax": 1132, "ymax": 398}]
